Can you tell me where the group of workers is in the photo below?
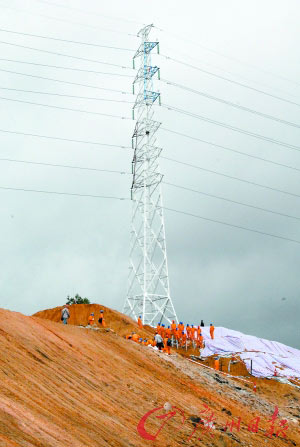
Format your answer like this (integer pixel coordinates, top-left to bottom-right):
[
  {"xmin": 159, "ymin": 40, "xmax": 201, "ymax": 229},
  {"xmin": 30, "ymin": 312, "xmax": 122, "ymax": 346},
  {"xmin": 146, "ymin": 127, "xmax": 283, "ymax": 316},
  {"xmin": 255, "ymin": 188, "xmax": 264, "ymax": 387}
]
[
  {"xmin": 87, "ymin": 310, "xmax": 106, "ymax": 327},
  {"xmin": 128, "ymin": 318, "xmax": 215, "ymax": 355},
  {"xmin": 126, "ymin": 331, "xmax": 172, "ymax": 355},
  {"xmin": 60, "ymin": 306, "xmax": 107, "ymax": 328}
]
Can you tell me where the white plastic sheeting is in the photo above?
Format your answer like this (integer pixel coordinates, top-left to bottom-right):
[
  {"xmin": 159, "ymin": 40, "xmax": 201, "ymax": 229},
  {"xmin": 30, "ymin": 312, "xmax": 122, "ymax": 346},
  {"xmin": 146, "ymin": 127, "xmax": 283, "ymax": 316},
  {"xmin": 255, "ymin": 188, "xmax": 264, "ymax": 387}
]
[{"xmin": 199, "ymin": 327, "xmax": 300, "ymax": 379}]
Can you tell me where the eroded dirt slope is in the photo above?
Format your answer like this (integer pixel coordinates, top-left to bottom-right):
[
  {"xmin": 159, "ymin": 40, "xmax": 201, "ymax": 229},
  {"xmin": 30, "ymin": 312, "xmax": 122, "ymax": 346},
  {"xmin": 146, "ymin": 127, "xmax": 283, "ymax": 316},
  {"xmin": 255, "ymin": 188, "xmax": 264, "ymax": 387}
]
[{"xmin": 0, "ymin": 307, "xmax": 299, "ymax": 447}]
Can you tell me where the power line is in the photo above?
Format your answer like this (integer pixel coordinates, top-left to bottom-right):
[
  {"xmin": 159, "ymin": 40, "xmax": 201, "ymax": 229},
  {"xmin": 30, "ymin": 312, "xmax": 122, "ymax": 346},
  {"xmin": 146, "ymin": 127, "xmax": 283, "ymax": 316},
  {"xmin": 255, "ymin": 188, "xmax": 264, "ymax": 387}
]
[
  {"xmin": 0, "ymin": 3, "xmax": 137, "ymax": 37},
  {"xmin": 4, "ymin": 154, "xmax": 298, "ymax": 221},
  {"xmin": 1, "ymin": 129, "xmax": 299, "ymax": 206},
  {"xmin": 163, "ymin": 206, "xmax": 300, "ymax": 245},
  {"xmin": 0, "ymin": 68, "xmax": 132, "ymax": 94},
  {"xmin": 0, "ymin": 58, "xmax": 133, "ymax": 77},
  {"xmin": 0, "ymin": 96, "xmax": 132, "ymax": 120},
  {"xmin": 2, "ymin": 181, "xmax": 299, "ymax": 244},
  {"xmin": 161, "ymin": 79, "xmax": 300, "ymax": 129},
  {"xmin": 160, "ymin": 54, "xmax": 300, "ymax": 108},
  {"xmin": 0, "ymin": 40, "xmax": 133, "ymax": 69},
  {"xmin": 157, "ymin": 28, "xmax": 300, "ymax": 88},
  {"xmin": 1, "ymin": 123, "xmax": 299, "ymax": 181},
  {"xmin": 161, "ymin": 128, "xmax": 300, "ymax": 174},
  {"xmin": 0, "ymin": 128, "xmax": 132, "ymax": 150},
  {"xmin": 162, "ymin": 47, "xmax": 299, "ymax": 102},
  {"xmin": 162, "ymin": 105, "xmax": 300, "ymax": 153},
  {"xmin": 0, "ymin": 87, "xmax": 134, "ymax": 103},
  {"xmin": 0, "ymin": 157, "xmax": 131, "ymax": 175},
  {"xmin": 34, "ymin": 0, "xmax": 144, "ymax": 27},
  {"xmin": 161, "ymin": 154, "xmax": 300, "ymax": 200},
  {"xmin": 0, "ymin": 28, "xmax": 135, "ymax": 51},
  {"xmin": 0, "ymin": 185, "xmax": 129, "ymax": 200},
  {"xmin": 164, "ymin": 181, "xmax": 300, "ymax": 222},
  {"xmin": 1, "ymin": 126, "xmax": 300, "ymax": 178}
]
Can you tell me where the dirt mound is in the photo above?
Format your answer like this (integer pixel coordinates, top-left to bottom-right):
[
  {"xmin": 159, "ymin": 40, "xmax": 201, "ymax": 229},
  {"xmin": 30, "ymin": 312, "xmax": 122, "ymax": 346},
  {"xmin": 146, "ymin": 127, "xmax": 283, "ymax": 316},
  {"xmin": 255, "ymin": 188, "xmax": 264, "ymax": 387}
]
[
  {"xmin": 33, "ymin": 303, "xmax": 155, "ymax": 339},
  {"xmin": 0, "ymin": 307, "xmax": 299, "ymax": 447}
]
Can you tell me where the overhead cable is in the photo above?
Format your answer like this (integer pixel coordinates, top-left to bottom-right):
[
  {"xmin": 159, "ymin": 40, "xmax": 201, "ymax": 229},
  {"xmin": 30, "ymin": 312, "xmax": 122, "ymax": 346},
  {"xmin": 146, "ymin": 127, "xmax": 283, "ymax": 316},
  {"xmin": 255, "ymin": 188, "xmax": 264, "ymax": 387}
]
[
  {"xmin": 163, "ymin": 207, "xmax": 300, "ymax": 245},
  {"xmin": 0, "ymin": 87, "xmax": 134, "ymax": 103},
  {"xmin": 0, "ymin": 4, "xmax": 137, "ymax": 36},
  {"xmin": 0, "ymin": 28, "xmax": 134, "ymax": 51},
  {"xmin": 1, "ymin": 182, "xmax": 299, "ymax": 244},
  {"xmin": 0, "ymin": 40, "xmax": 133, "ymax": 69},
  {"xmin": 161, "ymin": 79, "xmax": 300, "ymax": 129},
  {"xmin": 160, "ymin": 54, "xmax": 300, "ymax": 108},
  {"xmin": 161, "ymin": 155, "xmax": 300, "ymax": 199},
  {"xmin": 34, "ymin": 0, "xmax": 144, "ymax": 26},
  {"xmin": 0, "ymin": 96, "xmax": 132, "ymax": 120},
  {"xmin": 164, "ymin": 181, "xmax": 300, "ymax": 221},
  {"xmin": 157, "ymin": 28, "xmax": 300, "ymax": 88},
  {"xmin": 162, "ymin": 105, "xmax": 300, "ymax": 153},
  {"xmin": 0, "ymin": 68, "xmax": 132, "ymax": 94},
  {"xmin": 161, "ymin": 50, "xmax": 298, "ymax": 100},
  {"xmin": 0, "ymin": 185, "xmax": 129, "ymax": 200},
  {"xmin": 1, "ymin": 127, "xmax": 300, "ymax": 177},
  {"xmin": 0, "ymin": 58, "xmax": 133, "ymax": 77},
  {"xmin": 0, "ymin": 157, "xmax": 131, "ymax": 175},
  {"xmin": 0, "ymin": 128, "xmax": 132, "ymax": 150},
  {"xmin": 4, "ymin": 155, "xmax": 298, "ymax": 221},
  {"xmin": 161, "ymin": 128, "xmax": 300, "ymax": 173}
]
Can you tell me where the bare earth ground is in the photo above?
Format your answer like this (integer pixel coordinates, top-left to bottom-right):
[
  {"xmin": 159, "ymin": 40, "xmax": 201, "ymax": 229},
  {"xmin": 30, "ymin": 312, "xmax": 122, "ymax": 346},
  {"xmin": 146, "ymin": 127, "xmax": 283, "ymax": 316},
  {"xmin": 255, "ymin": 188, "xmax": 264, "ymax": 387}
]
[{"xmin": 0, "ymin": 304, "xmax": 299, "ymax": 447}]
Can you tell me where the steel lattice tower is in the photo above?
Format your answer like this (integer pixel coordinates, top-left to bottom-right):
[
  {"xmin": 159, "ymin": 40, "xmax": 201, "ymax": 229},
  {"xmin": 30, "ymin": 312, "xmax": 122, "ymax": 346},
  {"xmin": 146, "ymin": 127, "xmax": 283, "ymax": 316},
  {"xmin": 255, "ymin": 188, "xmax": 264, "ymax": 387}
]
[{"xmin": 123, "ymin": 24, "xmax": 178, "ymax": 326}]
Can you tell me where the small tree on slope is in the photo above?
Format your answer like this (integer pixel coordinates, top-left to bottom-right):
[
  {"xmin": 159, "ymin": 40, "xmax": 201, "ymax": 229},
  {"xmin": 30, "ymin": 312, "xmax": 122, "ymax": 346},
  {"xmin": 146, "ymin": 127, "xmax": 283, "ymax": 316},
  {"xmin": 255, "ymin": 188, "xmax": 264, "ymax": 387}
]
[{"xmin": 66, "ymin": 294, "xmax": 90, "ymax": 305}]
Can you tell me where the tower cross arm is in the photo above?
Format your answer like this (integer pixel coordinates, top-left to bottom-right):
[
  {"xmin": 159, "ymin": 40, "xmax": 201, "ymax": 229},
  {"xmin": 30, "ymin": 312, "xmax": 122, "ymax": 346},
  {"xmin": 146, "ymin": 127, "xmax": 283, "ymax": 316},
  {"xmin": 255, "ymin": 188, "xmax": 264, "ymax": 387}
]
[
  {"xmin": 133, "ymin": 42, "xmax": 159, "ymax": 62},
  {"xmin": 133, "ymin": 66, "xmax": 160, "ymax": 85}
]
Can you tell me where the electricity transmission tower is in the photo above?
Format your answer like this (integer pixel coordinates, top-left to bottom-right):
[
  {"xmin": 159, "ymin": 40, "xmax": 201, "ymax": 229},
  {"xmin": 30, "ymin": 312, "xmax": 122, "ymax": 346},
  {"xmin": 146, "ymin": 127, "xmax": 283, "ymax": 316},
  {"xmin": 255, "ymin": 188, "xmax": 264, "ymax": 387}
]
[{"xmin": 123, "ymin": 24, "xmax": 178, "ymax": 326}]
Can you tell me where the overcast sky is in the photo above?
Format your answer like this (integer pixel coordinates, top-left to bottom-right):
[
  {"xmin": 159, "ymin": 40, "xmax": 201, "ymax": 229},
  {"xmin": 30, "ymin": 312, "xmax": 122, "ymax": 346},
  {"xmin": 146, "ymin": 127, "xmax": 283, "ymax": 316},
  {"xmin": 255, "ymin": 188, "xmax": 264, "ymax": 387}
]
[{"xmin": 0, "ymin": 0, "xmax": 299, "ymax": 348}]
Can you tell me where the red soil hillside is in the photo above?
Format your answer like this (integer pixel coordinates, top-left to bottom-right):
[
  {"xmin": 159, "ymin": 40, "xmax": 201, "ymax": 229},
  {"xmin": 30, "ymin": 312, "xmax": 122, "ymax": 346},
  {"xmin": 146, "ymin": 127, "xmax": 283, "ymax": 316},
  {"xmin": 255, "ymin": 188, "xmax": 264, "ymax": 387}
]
[
  {"xmin": 33, "ymin": 303, "xmax": 154, "ymax": 338},
  {"xmin": 0, "ymin": 306, "xmax": 299, "ymax": 447}
]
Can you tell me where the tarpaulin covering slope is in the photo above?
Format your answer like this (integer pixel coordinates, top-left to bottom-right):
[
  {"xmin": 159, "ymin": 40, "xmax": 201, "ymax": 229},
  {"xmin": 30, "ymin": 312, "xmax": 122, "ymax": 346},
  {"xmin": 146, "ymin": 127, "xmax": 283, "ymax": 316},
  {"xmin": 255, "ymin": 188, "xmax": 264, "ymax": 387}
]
[{"xmin": 200, "ymin": 327, "xmax": 300, "ymax": 379}]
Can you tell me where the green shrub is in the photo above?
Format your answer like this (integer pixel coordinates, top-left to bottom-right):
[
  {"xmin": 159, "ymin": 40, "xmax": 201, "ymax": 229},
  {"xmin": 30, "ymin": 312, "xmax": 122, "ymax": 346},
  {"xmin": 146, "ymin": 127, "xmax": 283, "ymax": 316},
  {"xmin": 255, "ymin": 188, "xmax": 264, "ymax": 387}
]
[{"xmin": 66, "ymin": 294, "xmax": 90, "ymax": 305}]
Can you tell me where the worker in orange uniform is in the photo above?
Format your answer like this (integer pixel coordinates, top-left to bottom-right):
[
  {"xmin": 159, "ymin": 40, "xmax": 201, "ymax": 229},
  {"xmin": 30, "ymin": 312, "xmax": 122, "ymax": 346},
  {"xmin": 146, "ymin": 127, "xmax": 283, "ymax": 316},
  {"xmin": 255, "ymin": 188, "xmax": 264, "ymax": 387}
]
[
  {"xmin": 185, "ymin": 324, "xmax": 189, "ymax": 339},
  {"xmin": 180, "ymin": 331, "xmax": 187, "ymax": 347},
  {"xmin": 192, "ymin": 325, "xmax": 197, "ymax": 340},
  {"xmin": 156, "ymin": 323, "xmax": 161, "ymax": 334},
  {"xmin": 178, "ymin": 321, "xmax": 184, "ymax": 333},
  {"xmin": 131, "ymin": 333, "xmax": 139, "ymax": 342},
  {"xmin": 171, "ymin": 320, "xmax": 177, "ymax": 336},
  {"xmin": 190, "ymin": 325, "xmax": 195, "ymax": 340},
  {"xmin": 163, "ymin": 337, "xmax": 171, "ymax": 355},
  {"xmin": 160, "ymin": 325, "xmax": 164, "ymax": 336},
  {"xmin": 191, "ymin": 325, "xmax": 196, "ymax": 340},
  {"xmin": 138, "ymin": 316, "xmax": 143, "ymax": 329},
  {"xmin": 186, "ymin": 324, "xmax": 192, "ymax": 340},
  {"xmin": 88, "ymin": 313, "xmax": 95, "ymax": 326},
  {"xmin": 98, "ymin": 310, "xmax": 105, "ymax": 326},
  {"xmin": 163, "ymin": 337, "xmax": 168, "ymax": 353},
  {"xmin": 165, "ymin": 326, "xmax": 171, "ymax": 338},
  {"xmin": 214, "ymin": 357, "xmax": 220, "ymax": 371},
  {"xmin": 210, "ymin": 323, "xmax": 215, "ymax": 340},
  {"xmin": 197, "ymin": 326, "xmax": 202, "ymax": 339},
  {"xmin": 197, "ymin": 333, "xmax": 204, "ymax": 349},
  {"xmin": 175, "ymin": 327, "xmax": 180, "ymax": 342},
  {"xmin": 161, "ymin": 324, "xmax": 166, "ymax": 338}
]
